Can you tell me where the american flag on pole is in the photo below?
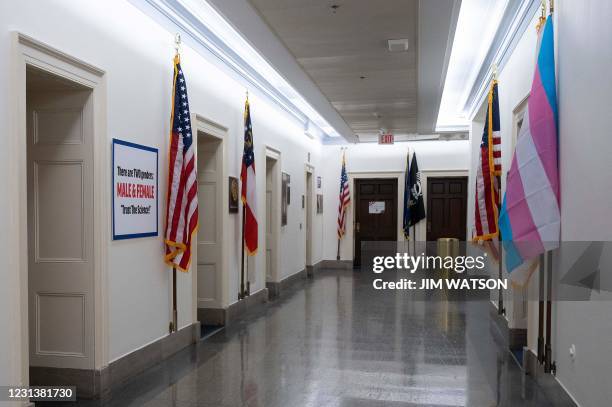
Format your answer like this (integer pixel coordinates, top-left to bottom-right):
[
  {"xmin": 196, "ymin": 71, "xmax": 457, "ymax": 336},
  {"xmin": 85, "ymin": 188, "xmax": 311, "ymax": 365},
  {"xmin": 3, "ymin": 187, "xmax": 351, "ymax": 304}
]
[
  {"xmin": 164, "ymin": 55, "xmax": 198, "ymax": 272},
  {"xmin": 473, "ymin": 80, "xmax": 501, "ymax": 242},
  {"xmin": 241, "ymin": 98, "xmax": 258, "ymax": 255},
  {"xmin": 337, "ymin": 152, "xmax": 350, "ymax": 239}
]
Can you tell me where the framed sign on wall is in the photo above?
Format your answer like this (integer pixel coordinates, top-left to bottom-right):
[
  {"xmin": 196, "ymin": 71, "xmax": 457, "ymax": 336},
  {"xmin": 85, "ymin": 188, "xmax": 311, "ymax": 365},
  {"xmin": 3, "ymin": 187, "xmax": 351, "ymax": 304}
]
[{"xmin": 112, "ymin": 139, "xmax": 159, "ymax": 240}]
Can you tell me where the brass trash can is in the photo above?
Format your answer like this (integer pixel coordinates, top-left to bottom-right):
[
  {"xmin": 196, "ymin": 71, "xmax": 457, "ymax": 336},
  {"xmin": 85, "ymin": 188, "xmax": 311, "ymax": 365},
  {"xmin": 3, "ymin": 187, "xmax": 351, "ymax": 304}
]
[{"xmin": 437, "ymin": 237, "xmax": 460, "ymax": 276}]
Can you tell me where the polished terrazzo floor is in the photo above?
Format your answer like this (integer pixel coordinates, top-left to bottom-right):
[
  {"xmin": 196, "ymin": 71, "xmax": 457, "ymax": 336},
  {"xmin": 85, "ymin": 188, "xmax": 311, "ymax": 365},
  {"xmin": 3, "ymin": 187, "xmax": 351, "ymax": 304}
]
[{"xmin": 69, "ymin": 268, "xmax": 574, "ymax": 407}]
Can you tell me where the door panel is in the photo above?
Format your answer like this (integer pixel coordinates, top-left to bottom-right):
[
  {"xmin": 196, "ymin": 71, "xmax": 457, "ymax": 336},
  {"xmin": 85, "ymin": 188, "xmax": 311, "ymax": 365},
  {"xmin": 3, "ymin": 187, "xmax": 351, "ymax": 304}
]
[
  {"xmin": 305, "ymin": 171, "xmax": 313, "ymax": 266},
  {"xmin": 265, "ymin": 157, "xmax": 278, "ymax": 283},
  {"xmin": 197, "ymin": 137, "xmax": 221, "ymax": 308},
  {"xmin": 266, "ymin": 187, "xmax": 273, "ymax": 281},
  {"xmin": 27, "ymin": 88, "xmax": 94, "ymax": 370},
  {"xmin": 426, "ymin": 177, "xmax": 467, "ymax": 242},
  {"xmin": 354, "ymin": 178, "xmax": 398, "ymax": 267}
]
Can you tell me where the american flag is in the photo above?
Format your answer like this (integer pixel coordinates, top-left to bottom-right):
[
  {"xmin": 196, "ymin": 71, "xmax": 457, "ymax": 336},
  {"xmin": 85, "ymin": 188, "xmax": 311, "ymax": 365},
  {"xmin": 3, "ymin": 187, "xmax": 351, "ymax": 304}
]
[
  {"xmin": 164, "ymin": 55, "xmax": 198, "ymax": 272},
  {"xmin": 241, "ymin": 98, "xmax": 258, "ymax": 255},
  {"xmin": 337, "ymin": 152, "xmax": 350, "ymax": 239},
  {"xmin": 473, "ymin": 80, "xmax": 501, "ymax": 242}
]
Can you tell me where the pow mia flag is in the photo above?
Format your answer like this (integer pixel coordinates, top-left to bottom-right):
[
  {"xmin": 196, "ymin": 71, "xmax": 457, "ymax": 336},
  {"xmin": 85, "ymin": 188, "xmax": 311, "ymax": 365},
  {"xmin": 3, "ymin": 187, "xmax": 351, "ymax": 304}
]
[{"xmin": 404, "ymin": 153, "xmax": 425, "ymax": 230}]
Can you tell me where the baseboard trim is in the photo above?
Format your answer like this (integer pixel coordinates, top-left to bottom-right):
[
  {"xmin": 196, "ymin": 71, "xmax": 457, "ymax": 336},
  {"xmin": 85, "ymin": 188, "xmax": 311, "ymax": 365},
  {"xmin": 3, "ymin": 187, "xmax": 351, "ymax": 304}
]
[
  {"xmin": 29, "ymin": 322, "xmax": 199, "ymax": 399},
  {"xmin": 226, "ymin": 288, "xmax": 268, "ymax": 325},
  {"xmin": 267, "ymin": 268, "xmax": 308, "ymax": 299},
  {"xmin": 107, "ymin": 321, "xmax": 199, "ymax": 394},
  {"xmin": 523, "ymin": 348, "xmax": 578, "ymax": 406},
  {"xmin": 197, "ymin": 307, "xmax": 225, "ymax": 326},
  {"xmin": 306, "ymin": 260, "xmax": 324, "ymax": 277},
  {"xmin": 197, "ymin": 288, "xmax": 269, "ymax": 328},
  {"xmin": 489, "ymin": 302, "xmax": 526, "ymax": 350},
  {"xmin": 319, "ymin": 260, "xmax": 352, "ymax": 269},
  {"xmin": 29, "ymin": 366, "xmax": 107, "ymax": 400},
  {"xmin": 523, "ymin": 347, "xmax": 539, "ymax": 376}
]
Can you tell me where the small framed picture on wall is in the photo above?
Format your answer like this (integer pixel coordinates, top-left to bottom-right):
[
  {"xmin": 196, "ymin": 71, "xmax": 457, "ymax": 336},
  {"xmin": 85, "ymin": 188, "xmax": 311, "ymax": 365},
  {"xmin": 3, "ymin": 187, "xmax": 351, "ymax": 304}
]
[
  {"xmin": 281, "ymin": 172, "xmax": 290, "ymax": 226},
  {"xmin": 228, "ymin": 176, "xmax": 239, "ymax": 213}
]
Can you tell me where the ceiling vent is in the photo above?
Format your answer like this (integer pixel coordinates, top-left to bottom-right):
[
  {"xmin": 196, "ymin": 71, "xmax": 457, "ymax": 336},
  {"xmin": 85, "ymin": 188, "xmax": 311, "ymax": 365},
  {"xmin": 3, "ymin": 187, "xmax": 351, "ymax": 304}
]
[{"xmin": 387, "ymin": 39, "xmax": 409, "ymax": 52}]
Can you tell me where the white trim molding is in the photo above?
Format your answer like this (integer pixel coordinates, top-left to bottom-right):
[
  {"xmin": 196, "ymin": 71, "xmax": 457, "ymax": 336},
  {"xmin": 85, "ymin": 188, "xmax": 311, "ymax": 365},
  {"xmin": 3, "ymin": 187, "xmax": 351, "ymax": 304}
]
[
  {"xmin": 464, "ymin": 0, "xmax": 540, "ymax": 120},
  {"xmin": 192, "ymin": 114, "xmax": 229, "ymax": 310},
  {"xmin": 10, "ymin": 32, "xmax": 109, "ymax": 385},
  {"xmin": 129, "ymin": 0, "xmax": 353, "ymax": 143}
]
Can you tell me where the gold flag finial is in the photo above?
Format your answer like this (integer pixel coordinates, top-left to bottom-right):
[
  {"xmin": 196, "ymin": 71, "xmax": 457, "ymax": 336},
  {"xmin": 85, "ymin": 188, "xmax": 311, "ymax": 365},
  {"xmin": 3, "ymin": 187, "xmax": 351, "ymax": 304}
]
[
  {"xmin": 174, "ymin": 33, "xmax": 181, "ymax": 56},
  {"xmin": 536, "ymin": 0, "xmax": 546, "ymax": 31}
]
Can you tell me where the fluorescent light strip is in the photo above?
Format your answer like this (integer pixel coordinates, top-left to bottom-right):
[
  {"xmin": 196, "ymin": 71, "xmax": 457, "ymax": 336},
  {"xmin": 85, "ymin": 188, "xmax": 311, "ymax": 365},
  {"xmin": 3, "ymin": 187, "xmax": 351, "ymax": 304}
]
[
  {"xmin": 436, "ymin": 0, "xmax": 509, "ymax": 131},
  {"xmin": 143, "ymin": 0, "xmax": 341, "ymax": 139}
]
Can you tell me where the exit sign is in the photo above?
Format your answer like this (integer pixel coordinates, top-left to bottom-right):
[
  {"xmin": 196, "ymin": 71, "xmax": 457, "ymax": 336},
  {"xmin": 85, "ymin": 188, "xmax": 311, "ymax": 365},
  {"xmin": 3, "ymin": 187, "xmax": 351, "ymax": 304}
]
[{"xmin": 379, "ymin": 133, "xmax": 394, "ymax": 144}]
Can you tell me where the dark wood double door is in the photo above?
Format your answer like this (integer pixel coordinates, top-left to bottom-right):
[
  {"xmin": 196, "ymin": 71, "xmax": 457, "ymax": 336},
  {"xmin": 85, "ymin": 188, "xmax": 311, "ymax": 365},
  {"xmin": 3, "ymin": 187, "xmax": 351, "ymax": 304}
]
[{"xmin": 353, "ymin": 176, "xmax": 468, "ymax": 267}]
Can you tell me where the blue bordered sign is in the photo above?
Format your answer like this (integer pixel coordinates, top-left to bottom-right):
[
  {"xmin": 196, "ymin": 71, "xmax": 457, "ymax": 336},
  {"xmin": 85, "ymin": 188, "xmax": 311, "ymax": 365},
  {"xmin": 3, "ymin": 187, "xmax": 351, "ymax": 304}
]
[{"xmin": 112, "ymin": 139, "xmax": 159, "ymax": 240}]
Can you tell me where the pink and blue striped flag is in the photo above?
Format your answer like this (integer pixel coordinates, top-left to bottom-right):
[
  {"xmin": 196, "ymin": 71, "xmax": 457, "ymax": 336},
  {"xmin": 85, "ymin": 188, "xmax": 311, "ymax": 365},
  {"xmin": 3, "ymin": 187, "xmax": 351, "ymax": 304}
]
[{"xmin": 499, "ymin": 14, "xmax": 560, "ymax": 283}]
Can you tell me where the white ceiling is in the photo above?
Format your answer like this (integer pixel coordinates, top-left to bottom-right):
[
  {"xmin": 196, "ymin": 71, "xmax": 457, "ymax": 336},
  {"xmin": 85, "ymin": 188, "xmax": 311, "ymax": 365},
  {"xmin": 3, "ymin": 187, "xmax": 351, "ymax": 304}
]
[
  {"xmin": 248, "ymin": 0, "xmax": 419, "ymax": 137},
  {"xmin": 208, "ymin": 0, "xmax": 460, "ymax": 142}
]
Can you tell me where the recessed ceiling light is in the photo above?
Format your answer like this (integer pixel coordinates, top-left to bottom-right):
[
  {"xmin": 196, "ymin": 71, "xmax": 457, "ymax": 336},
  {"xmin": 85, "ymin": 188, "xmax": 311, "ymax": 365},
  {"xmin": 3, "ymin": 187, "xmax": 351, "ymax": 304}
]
[
  {"xmin": 360, "ymin": 75, "xmax": 367, "ymax": 80},
  {"xmin": 330, "ymin": 4, "xmax": 340, "ymax": 13}
]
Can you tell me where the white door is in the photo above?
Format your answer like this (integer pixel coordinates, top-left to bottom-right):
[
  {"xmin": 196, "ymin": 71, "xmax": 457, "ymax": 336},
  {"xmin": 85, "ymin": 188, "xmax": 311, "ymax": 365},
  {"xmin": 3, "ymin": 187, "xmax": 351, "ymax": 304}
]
[
  {"xmin": 27, "ymin": 85, "xmax": 94, "ymax": 370},
  {"xmin": 266, "ymin": 164, "xmax": 273, "ymax": 282},
  {"xmin": 305, "ymin": 171, "xmax": 313, "ymax": 266},
  {"xmin": 197, "ymin": 137, "xmax": 221, "ymax": 308}
]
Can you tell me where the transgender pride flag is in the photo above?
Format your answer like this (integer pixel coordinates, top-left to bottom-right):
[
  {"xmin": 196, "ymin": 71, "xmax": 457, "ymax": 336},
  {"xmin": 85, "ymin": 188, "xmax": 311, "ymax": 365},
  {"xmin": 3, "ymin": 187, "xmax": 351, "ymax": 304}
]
[{"xmin": 499, "ymin": 14, "xmax": 560, "ymax": 282}]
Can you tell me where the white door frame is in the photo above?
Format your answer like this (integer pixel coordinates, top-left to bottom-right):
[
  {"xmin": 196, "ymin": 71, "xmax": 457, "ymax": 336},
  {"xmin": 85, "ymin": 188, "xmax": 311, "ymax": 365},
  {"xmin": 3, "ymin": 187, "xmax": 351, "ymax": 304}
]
[
  {"xmin": 264, "ymin": 146, "xmax": 281, "ymax": 283},
  {"xmin": 304, "ymin": 163, "xmax": 314, "ymax": 267},
  {"xmin": 9, "ymin": 33, "xmax": 109, "ymax": 384},
  {"xmin": 191, "ymin": 114, "xmax": 228, "ymax": 316}
]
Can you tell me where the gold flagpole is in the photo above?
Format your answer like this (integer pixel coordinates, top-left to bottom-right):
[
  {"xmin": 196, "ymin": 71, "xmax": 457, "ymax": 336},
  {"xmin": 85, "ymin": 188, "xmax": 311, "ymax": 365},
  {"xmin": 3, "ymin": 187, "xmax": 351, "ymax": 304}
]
[{"xmin": 169, "ymin": 33, "xmax": 182, "ymax": 333}]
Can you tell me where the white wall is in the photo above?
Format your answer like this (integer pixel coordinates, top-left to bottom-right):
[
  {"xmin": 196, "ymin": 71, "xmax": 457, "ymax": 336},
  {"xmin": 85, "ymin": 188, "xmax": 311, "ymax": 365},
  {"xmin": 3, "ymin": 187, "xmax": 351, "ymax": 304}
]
[
  {"xmin": 553, "ymin": 1, "xmax": 612, "ymax": 406},
  {"xmin": 467, "ymin": 2, "xmax": 612, "ymax": 406},
  {"xmin": 0, "ymin": 0, "xmax": 325, "ymax": 381},
  {"xmin": 321, "ymin": 141, "xmax": 470, "ymax": 261}
]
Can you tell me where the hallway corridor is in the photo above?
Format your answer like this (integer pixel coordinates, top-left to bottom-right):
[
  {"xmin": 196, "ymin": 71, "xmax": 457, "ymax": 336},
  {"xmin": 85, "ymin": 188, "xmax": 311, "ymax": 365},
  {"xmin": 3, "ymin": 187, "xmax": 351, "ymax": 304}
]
[{"xmin": 71, "ymin": 269, "xmax": 573, "ymax": 407}]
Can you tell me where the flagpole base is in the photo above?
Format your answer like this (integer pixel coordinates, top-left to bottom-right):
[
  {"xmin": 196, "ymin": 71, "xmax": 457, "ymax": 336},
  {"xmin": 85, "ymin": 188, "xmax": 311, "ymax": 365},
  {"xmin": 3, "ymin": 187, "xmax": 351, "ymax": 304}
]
[
  {"xmin": 544, "ymin": 344, "xmax": 554, "ymax": 373},
  {"xmin": 537, "ymin": 337, "xmax": 545, "ymax": 364}
]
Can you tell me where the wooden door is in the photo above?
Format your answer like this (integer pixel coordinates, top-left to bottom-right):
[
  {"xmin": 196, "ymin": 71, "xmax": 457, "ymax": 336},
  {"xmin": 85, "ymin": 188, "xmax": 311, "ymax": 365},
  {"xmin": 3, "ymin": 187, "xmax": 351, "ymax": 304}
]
[
  {"xmin": 27, "ymin": 86, "xmax": 94, "ymax": 370},
  {"xmin": 354, "ymin": 178, "xmax": 398, "ymax": 267},
  {"xmin": 426, "ymin": 177, "xmax": 467, "ymax": 241},
  {"xmin": 197, "ymin": 136, "xmax": 222, "ymax": 309}
]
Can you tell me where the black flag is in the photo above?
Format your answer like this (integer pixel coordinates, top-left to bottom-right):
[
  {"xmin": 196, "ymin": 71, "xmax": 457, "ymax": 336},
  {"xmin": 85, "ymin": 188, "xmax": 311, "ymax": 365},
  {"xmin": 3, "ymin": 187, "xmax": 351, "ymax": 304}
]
[{"xmin": 408, "ymin": 153, "xmax": 425, "ymax": 226}]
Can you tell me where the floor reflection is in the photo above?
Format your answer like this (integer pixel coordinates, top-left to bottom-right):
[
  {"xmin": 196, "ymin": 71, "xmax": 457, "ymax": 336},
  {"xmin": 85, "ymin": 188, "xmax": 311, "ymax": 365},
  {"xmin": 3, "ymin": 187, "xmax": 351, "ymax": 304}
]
[{"xmin": 66, "ymin": 268, "xmax": 572, "ymax": 407}]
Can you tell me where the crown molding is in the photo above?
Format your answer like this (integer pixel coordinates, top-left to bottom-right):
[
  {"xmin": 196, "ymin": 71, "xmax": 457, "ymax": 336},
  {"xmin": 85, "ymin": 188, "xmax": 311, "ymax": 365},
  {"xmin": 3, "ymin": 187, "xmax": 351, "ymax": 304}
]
[
  {"xmin": 463, "ymin": 0, "xmax": 540, "ymax": 120},
  {"xmin": 129, "ymin": 0, "xmax": 340, "ymax": 143}
]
